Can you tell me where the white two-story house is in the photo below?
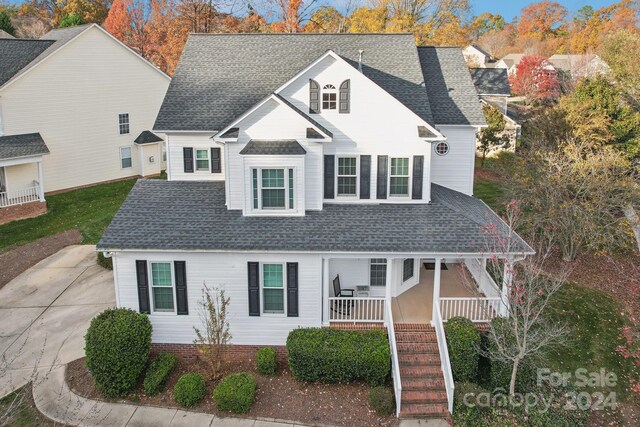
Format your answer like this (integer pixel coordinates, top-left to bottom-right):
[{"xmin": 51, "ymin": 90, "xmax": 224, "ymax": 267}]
[
  {"xmin": 98, "ymin": 34, "xmax": 532, "ymax": 418},
  {"xmin": 0, "ymin": 24, "xmax": 170, "ymax": 222}
]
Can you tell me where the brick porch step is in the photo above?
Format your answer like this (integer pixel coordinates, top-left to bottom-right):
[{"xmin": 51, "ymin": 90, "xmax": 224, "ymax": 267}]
[
  {"xmin": 401, "ymin": 390, "xmax": 448, "ymax": 404},
  {"xmin": 395, "ymin": 332, "xmax": 437, "ymax": 343},
  {"xmin": 400, "ymin": 365, "xmax": 443, "ymax": 377},
  {"xmin": 402, "ymin": 377, "xmax": 445, "ymax": 391},
  {"xmin": 395, "ymin": 323, "xmax": 435, "ymax": 332},
  {"xmin": 398, "ymin": 353, "xmax": 440, "ymax": 366},
  {"xmin": 400, "ymin": 402, "xmax": 449, "ymax": 418},
  {"xmin": 397, "ymin": 342, "xmax": 439, "ymax": 353}
]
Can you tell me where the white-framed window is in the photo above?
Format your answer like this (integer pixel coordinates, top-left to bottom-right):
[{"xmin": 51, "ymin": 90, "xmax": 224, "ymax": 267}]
[
  {"xmin": 435, "ymin": 142, "xmax": 450, "ymax": 156},
  {"xmin": 337, "ymin": 157, "xmax": 357, "ymax": 196},
  {"xmin": 150, "ymin": 261, "xmax": 175, "ymax": 313},
  {"xmin": 118, "ymin": 113, "xmax": 130, "ymax": 135},
  {"xmin": 195, "ymin": 149, "xmax": 209, "ymax": 171},
  {"xmin": 120, "ymin": 146, "xmax": 132, "ymax": 169},
  {"xmin": 252, "ymin": 168, "xmax": 294, "ymax": 210},
  {"xmin": 389, "ymin": 157, "xmax": 410, "ymax": 196},
  {"xmin": 403, "ymin": 258, "xmax": 414, "ymax": 282},
  {"xmin": 262, "ymin": 263, "xmax": 285, "ymax": 314},
  {"xmin": 370, "ymin": 258, "xmax": 387, "ymax": 287},
  {"xmin": 322, "ymin": 84, "xmax": 337, "ymax": 110}
]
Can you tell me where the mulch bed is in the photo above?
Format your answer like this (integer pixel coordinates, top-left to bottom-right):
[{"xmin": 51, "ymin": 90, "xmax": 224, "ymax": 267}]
[
  {"xmin": 66, "ymin": 357, "xmax": 398, "ymax": 427},
  {"xmin": 0, "ymin": 229, "xmax": 82, "ymax": 289}
]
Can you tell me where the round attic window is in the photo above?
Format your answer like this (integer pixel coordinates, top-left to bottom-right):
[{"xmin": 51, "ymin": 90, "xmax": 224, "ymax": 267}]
[{"xmin": 435, "ymin": 142, "xmax": 450, "ymax": 156}]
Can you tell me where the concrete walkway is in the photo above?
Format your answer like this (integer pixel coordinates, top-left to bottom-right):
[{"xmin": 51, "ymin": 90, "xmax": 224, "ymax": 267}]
[{"xmin": 0, "ymin": 245, "xmax": 115, "ymax": 398}]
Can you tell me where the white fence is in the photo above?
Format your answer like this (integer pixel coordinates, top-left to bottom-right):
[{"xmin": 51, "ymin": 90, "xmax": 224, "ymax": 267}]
[
  {"xmin": 464, "ymin": 258, "xmax": 501, "ymax": 298},
  {"xmin": 433, "ymin": 304, "xmax": 454, "ymax": 413},
  {"xmin": 0, "ymin": 185, "xmax": 40, "ymax": 208},
  {"xmin": 440, "ymin": 297, "xmax": 502, "ymax": 322},
  {"xmin": 384, "ymin": 301, "xmax": 402, "ymax": 417},
  {"xmin": 328, "ymin": 297, "xmax": 385, "ymax": 322}
]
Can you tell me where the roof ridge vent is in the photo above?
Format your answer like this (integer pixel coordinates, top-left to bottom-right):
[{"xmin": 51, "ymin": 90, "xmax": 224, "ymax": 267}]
[{"xmin": 358, "ymin": 49, "xmax": 364, "ymax": 72}]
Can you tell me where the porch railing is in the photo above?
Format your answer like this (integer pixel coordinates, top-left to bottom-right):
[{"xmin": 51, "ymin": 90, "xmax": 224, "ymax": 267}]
[
  {"xmin": 384, "ymin": 300, "xmax": 402, "ymax": 417},
  {"xmin": 464, "ymin": 258, "xmax": 501, "ymax": 298},
  {"xmin": 328, "ymin": 297, "xmax": 385, "ymax": 322},
  {"xmin": 440, "ymin": 297, "xmax": 502, "ymax": 323},
  {"xmin": 0, "ymin": 185, "xmax": 40, "ymax": 208},
  {"xmin": 433, "ymin": 304, "xmax": 454, "ymax": 413}
]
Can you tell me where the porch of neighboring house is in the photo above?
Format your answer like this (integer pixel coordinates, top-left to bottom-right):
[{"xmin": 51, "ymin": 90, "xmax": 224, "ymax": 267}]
[{"xmin": 0, "ymin": 133, "xmax": 49, "ymax": 224}]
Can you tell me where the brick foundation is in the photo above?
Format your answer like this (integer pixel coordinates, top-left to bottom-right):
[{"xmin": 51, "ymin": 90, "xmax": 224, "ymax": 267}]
[
  {"xmin": 151, "ymin": 343, "xmax": 288, "ymax": 363},
  {"xmin": 0, "ymin": 201, "xmax": 46, "ymax": 225}
]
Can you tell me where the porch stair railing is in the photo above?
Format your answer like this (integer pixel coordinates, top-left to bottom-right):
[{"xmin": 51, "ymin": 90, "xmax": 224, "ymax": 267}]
[
  {"xmin": 328, "ymin": 297, "xmax": 385, "ymax": 322},
  {"xmin": 0, "ymin": 185, "xmax": 40, "ymax": 208},
  {"xmin": 384, "ymin": 302, "xmax": 402, "ymax": 417},
  {"xmin": 433, "ymin": 305, "xmax": 455, "ymax": 414},
  {"xmin": 440, "ymin": 297, "xmax": 501, "ymax": 322}
]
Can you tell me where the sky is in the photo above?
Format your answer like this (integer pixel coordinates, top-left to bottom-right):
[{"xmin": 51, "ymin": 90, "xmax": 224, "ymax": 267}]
[{"xmin": 472, "ymin": 1, "xmax": 623, "ymax": 22}]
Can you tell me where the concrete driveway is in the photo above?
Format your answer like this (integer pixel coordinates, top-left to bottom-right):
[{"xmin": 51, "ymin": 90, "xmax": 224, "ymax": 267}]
[{"xmin": 0, "ymin": 245, "xmax": 115, "ymax": 398}]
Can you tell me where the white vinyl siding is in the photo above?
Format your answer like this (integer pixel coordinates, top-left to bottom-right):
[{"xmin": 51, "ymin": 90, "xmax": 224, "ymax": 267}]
[
  {"xmin": 165, "ymin": 134, "xmax": 225, "ymax": 182},
  {"xmin": 113, "ymin": 251, "xmax": 322, "ymax": 345},
  {"xmin": 430, "ymin": 125, "xmax": 477, "ymax": 195}
]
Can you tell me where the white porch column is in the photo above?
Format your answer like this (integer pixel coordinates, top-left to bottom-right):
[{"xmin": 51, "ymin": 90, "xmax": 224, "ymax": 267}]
[
  {"xmin": 37, "ymin": 160, "xmax": 45, "ymax": 202},
  {"xmin": 322, "ymin": 257, "xmax": 330, "ymax": 325},
  {"xmin": 385, "ymin": 258, "xmax": 393, "ymax": 323},
  {"xmin": 500, "ymin": 258, "xmax": 513, "ymax": 317},
  {"xmin": 432, "ymin": 257, "xmax": 442, "ymax": 324}
]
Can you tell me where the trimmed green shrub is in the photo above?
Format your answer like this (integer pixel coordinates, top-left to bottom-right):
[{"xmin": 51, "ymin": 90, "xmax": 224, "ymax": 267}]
[
  {"xmin": 444, "ymin": 317, "xmax": 481, "ymax": 382},
  {"xmin": 286, "ymin": 328, "xmax": 390, "ymax": 386},
  {"xmin": 453, "ymin": 381, "xmax": 489, "ymax": 426},
  {"xmin": 143, "ymin": 353, "xmax": 177, "ymax": 396},
  {"xmin": 97, "ymin": 252, "xmax": 113, "ymax": 270},
  {"xmin": 174, "ymin": 373, "xmax": 205, "ymax": 407},
  {"xmin": 256, "ymin": 347, "xmax": 276, "ymax": 375},
  {"xmin": 213, "ymin": 372, "xmax": 256, "ymax": 413},
  {"xmin": 368, "ymin": 386, "xmax": 394, "ymax": 416},
  {"xmin": 85, "ymin": 308, "xmax": 152, "ymax": 397}
]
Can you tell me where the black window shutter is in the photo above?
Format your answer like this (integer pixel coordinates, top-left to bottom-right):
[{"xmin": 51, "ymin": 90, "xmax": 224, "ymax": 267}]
[
  {"xmin": 183, "ymin": 147, "xmax": 194, "ymax": 173},
  {"xmin": 286, "ymin": 262, "xmax": 299, "ymax": 317},
  {"xmin": 309, "ymin": 79, "xmax": 320, "ymax": 114},
  {"xmin": 174, "ymin": 261, "xmax": 188, "ymax": 315},
  {"xmin": 339, "ymin": 79, "xmax": 350, "ymax": 113},
  {"xmin": 360, "ymin": 155, "xmax": 371, "ymax": 199},
  {"xmin": 324, "ymin": 155, "xmax": 335, "ymax": 199},
  {"xmin": 377, "ymin": 155, "xmax": 388, "ymax": 199},
  {"xmin": 210, "ymin": 147, "xmax": 221, "ymax": 173},
  {"xmin": 135, "ymin": 260, "xmax": 150, "ymax": 314},
  {"xmin": 248, "ymin": 262, "xmax": 260, "ymax": 316},
  {"xmin": 412, "ymin": 155, "xmax": 424, "ymax": 200}
]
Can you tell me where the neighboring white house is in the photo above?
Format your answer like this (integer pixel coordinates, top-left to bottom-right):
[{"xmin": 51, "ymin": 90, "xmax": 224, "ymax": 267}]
[
  {"xmin": 548, "ymin": 53, "xmax": 610, "ymax": 80},
  {"xmin": 98, "ymin": 34, "xmax": 532, "ymax": 418},
  {"xmin": 0, "ymin": 24, "xmax": 170, "ymax": 220},
  {"xmin": 495, "ymin": 53, "xmax": 525, "ymax": 75},
  {"xmin": 462, "ymin": 44, "xmax": 494, "ymax": 67}
]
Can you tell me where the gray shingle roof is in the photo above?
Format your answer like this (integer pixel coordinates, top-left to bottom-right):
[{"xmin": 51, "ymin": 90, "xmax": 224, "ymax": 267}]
[
  {"xmin": 240, "ymin": 140, "xmax": 306, "ymax": 155},
  {"xmin": 0, "ymin": 24, "xmax": 91, "ymax": 89},
  {"xmin": 418, "ymin": 47, "xmax": 486, "ymax": 126},
  {"xmin": 154, "ymin": 33, "xmax": 435, "ymax": 131},
  {"xmin": 134, "ymin": 130, "xmax": 164, "ymax": 145},
  {"xmin": 418, "ymin": 126, "xmax": 438, "ymax": 138},
  {"xmin": 0, "ymin": 133, "xmax": 50, "ymax": 160},
  {"xmin": 97, "ymin": 180, "xmax": 531, "ymax": 254},
  {"xmin": 470, "ymin": 68, "xmax": 510, "ymax": 95}
]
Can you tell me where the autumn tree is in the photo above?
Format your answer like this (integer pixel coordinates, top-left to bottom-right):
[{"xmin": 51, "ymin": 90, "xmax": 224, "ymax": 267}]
[
  {"xmin": 518, "ymin": 0, "xmax": 567, "ymax": 40},
  {"xmin": 468, "ymin": 12, "xmax": 505, "ymax": 40},
  {"xmin": 478, "ymin": 103, "xmax": 509, "ymax": 166},
  {"xmin": 58, "ymin": 12, "xmax": 85, "ymax": 28},
  {"xmin": 193, "ymin": 285, "xmax": 231, "ymax": 380},
  {"xmin": 0, "ymin": 9, "xmax": 15, "ymax": 36},
  {"xmin": 304, "ymin": 5, "xmax": 348, "ymax": 32},
  {"xmin": 510, "ymin": 55, "xmax": 560, "ymax": 103},
  {"xmin": 103, "ymin": 0, "xmax": 131, "ymax": 41},
  {"xmin": 600, "ymin": 30, "xmax": 640, "ymax": 99},
  {"xmin": 349, "ymin": 5, "xmax": 387, "ymax": 33},
  {"xmin": 570, "ymin": 0, "xmax": 640, "ymax": 53}
]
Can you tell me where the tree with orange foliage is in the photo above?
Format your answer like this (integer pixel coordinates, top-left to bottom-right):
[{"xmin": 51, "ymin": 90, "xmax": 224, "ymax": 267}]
[
  {"xmin": 518, "ymin": 0, "xmax": 567, "ymax": 40},
  {"xmin": 570, "ymin": 0, "xmax": 640, "ymax": 53},
  {"xmin": 103, "ymin": 0, "xmax": 131, "ymax": 42},
  {"xmin": 510, "ymin": 55, "xmax": 560, "ymax": 103},
  {"xmin": 269, "ymin": 0, "xmax": 317, "ymax": 32}
]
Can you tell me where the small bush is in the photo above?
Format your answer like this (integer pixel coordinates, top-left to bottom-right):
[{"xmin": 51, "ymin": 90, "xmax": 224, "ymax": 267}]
[
  {"xmin": 287, "ymin": 328, "xmax": 390, "ymax": 386},
  {"xmin": 444, "ymin": 317, "xmax": 481, "ymax": 382},
  {"xmin": 368, "ymin": 386, "xmax": 394, "ymax": 416},
  {"xmin": 453, "ymin": 382, "xmax": 489, "ymax": 426},
  {"xmin": 174, "ymin": 373, "xmax": 206, "ymax": 407},
  {"xmin": 213, "ymin": 372, "xmax": 256, "ymax": 413},
  {"xmin": 85, "ymin": 308, "xmax": 152, "ymax": 397},
  {"xmin": 256, "ymin": 347, "xmax": 277, "ymax": 375},
  {"xmin": 97, "ymin": 252, "xmax": 113, "ymax": 270},
  {"xmin": 143, "ymin": 353, "xmax": 177, "ymax": 396}
]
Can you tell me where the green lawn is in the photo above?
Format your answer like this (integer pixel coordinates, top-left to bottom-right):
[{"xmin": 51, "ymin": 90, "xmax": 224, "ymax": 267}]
[
  {"xmin": 473, "ymin": 177, "xmax": 507, "ymax": 212},
  {"xmin": 0, "ymin": 179, "xmax": 136, "ymax": 251},
  {"xmin": 545, "ymin": 283, "xmax": 634, "ymax": 397},
  {"xmin": 0, "ymin": 386, "xmax": 52, "ymax": 426}
]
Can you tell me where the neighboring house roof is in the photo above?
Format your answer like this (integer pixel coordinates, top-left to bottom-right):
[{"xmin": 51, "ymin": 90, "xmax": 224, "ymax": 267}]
[
  {"xmin": 0, "ymin": 133, "xmax": 50, "ymax": 160},
  {"xmin": 0, "ymin": 25, "xmax": 90, "ymax": 89},
  {"xmin": 240, "ymin": 140, "xmax": 306, "ymax": 155},
  {"xmin": 548, "ymin": 54, "xmax": 609, "ymax": 76},
  {"xmin": 97, "ymin": 180, "xmax": 532, "ymax": 254},
  {"xmin": 469, "ymin": 68, "xmax": 511, "ymax": 95},
  {"xmin": 498, "ymin": 53, "xmax": 525, "ymax": 69},
  {"xmin": 0, "ymin": 30, "xmax": 15, "ymax": 39},
  {"xmin": 417, "ymin": 47, "xmax": 486, "ymax": 127},
  {"xmin": 467, "ymin": 44, "xmax": 491, "ymax": 59},
  {"xmin": 134, "ymin": 130, "xmax": 163, "ymax": 145},
  {"xmin": 156, "ymin": 33, "xmax": 483, "ymax": 131}
]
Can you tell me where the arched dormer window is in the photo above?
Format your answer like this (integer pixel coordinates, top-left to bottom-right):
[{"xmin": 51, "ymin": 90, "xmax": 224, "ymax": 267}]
[
  {"xmin": 339, "ymin": 80, "xmax": 350, "ymax": 113},
  {"xmin": 322, "ymin": 84, "xmax": 337, "ymax": 110},
  {"xmin": 309, "ymin": 79, "xmax": 320, "ymax": 114}
]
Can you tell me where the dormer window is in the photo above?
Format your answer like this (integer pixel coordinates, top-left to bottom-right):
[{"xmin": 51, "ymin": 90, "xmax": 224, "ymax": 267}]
[
  {"xmin": 252, "ymin": 168, "xmax": 295, "ymax": 210},
  {"xmin": 322, "ymin": 84, "xmax": 337, "ymax": 110}
]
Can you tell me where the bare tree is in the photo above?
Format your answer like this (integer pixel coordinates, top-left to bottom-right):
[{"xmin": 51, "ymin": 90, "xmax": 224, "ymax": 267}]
[{"xmin": 193, "ymin": 284, "xmax": 232, "ymax": 380}]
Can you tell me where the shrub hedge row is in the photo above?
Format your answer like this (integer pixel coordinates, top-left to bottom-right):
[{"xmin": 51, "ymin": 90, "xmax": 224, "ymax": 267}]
[
  {"xmin": 286, "ymin": 328, "xmax": 390, "ymax": 385},
  {"xmin": 143, "ymin": 353, "xmax": 177, "ymax": 396},
  {"xmin": 444, "ymin": 316, "xmax": 481, "ymax": 382}
]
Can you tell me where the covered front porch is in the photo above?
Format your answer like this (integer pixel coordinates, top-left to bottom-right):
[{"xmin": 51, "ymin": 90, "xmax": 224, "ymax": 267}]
[{"xmin": 0, "ymin": 133, "xmax": 48, "ymax": 209}]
